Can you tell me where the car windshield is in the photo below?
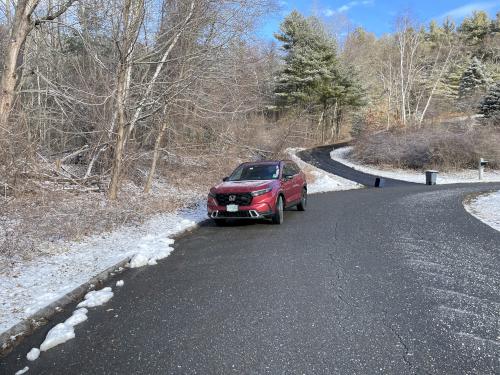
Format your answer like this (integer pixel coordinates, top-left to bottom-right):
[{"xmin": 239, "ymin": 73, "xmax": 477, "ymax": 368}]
[{"xmin": 228, "ymin": 164, "xmax": 280, "ymax": 181}]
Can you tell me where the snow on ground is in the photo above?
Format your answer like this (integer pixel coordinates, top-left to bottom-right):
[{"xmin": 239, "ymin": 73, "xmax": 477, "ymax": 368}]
[
  {"xmin": 287, "ymin": 148, "xmax": 362, "ymax": 193},
  {"xmin": 331, "ymin": 147, "xmax": 500, "ymax": 185},
  {"xmin": 0, "ymin": 203, "xmax": 205, "ymax": 340},
  {"xmin": 77, "ymin": 289, "xmax": 113, "ymax": 309},
  {"xmin": 464, "ymin": 190, "xmax": 500, "ymax": 233},
  {"xmin": 38, "ymin": 306, "xmax": 91, "ymax": 352},
  {"xmin": 26, "ymin": 348, "xmax": 40, "ymax": 361},
  {"xmin": 15, "ymin": 366, "xmax": 29, "ymax": 375},
  {"xmin": 116, "ymin": 280, "xmax": 124, "ymax": 287},
  {"xmin": 39, "ymin": 322, "xmax": 75, "ymax": 352}
]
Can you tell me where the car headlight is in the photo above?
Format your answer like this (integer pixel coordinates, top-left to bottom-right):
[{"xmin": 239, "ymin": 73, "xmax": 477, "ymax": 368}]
[{"xmin": 251, "ymin": 187, "xmax": 272, "ymax": 197}]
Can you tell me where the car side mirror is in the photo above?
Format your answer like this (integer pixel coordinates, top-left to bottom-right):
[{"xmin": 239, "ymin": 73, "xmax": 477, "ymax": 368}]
[{"xmin": 222, "ymin": 177, "xmax": 229, "ymax": 182}]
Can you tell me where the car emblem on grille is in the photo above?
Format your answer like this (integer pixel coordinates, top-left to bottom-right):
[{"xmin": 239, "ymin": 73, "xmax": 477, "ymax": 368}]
[{"xmin": 228, "ymin": 195, "xmax": 236, "ymax": 202}]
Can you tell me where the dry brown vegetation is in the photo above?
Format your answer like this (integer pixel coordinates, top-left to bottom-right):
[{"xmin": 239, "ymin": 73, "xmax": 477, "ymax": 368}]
[{"xmin": 351, "ymin": 123, "xmax": 500, "ymax": 171}]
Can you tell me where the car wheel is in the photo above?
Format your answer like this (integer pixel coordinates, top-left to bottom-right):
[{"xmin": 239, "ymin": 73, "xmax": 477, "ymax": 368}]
[
  {"xmin": 272, "ymin": 196, "xmax": 284, "ymax": 225},
  {"xmin": 297, "ymin": 188, "xmax": 307, "ymax": 211},
  {"xmin": 213, "ymin": 219, "xmax": 227, "ymax": 226}
]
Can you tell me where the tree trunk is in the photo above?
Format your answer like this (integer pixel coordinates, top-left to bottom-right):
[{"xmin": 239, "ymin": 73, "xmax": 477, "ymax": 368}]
[
  {"xmin": 0, "ymin": 0, "xmax": 36, "ymax": 134},
  {"xmin": 108, "ymin": 64, "xmax": 129, "ymax": 200},
  {"xmin": 144, "ymin": 120, "xmax": 169, "ymax": 194},
  {"xmin": 107, "ymin": 0, "xmax": 144, "ymax": 200}
]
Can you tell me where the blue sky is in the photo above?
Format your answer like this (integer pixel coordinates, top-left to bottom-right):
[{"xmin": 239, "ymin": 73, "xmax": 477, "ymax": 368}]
[{"xmin": 258, "ymin": 0, "xmax": 500, "ymax": 39}]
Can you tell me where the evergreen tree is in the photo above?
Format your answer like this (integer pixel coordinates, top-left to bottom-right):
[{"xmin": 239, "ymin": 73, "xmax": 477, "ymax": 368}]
[
  {"xmin": 459, "ymin": 11, "xmax": 491, "ymax": 45},
  {"xmin": 442, "ymin": 17, "xmax": 456, "ymax": 35},
  {"xmin": 275, "ymin": 11, "xmax": 365, "ymax": 140},
  {"xmin": 480, "ymin": 81, "xmax": 500, "ymax": 120},
  {"xmin": 274, "ymin": 11, "xmax": 338, "ymax": 106},
  {"xmin": 459, "ymin": 57, "xmax": 489, "ymax": 98}
]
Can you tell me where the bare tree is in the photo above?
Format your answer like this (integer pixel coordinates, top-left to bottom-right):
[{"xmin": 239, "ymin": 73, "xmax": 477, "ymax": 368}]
[
  {"xmin": 0, "ymin": 0, "xmax": 76, "ymax": 138},
  {"xmin": 108, "ymin": 0, "xmax": 145, "ymax": 200}
]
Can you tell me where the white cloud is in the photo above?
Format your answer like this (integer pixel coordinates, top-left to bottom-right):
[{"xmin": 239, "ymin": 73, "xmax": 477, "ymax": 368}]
[
  {"xmin": 324, "ymin": 8, "xmax": 335, "ymax": 17},
  {"xmin": 437, "ymin": 1, "xmax": 498, "ymax": 20},
  {"xmin": 323, "ymin": 0, "xmax": 374, "ymax": 16}
]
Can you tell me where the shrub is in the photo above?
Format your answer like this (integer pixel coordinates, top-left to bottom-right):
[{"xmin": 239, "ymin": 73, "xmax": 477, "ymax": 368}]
[{"xmin": 351, "ymin": 125, "xmax": 500, "ymax": 171}]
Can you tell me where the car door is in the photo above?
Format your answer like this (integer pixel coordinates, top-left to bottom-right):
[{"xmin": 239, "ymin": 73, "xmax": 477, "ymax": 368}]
[
  {"xmin": 289, "ymin": 162, "xmax": 303, "ymax": 202},
  {"xmin": 281, "ymin": 163, "xmax": 296, "ymax": 204}
]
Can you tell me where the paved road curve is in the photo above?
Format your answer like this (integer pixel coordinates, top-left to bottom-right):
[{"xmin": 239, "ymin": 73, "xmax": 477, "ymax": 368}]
[
  {"xmin": 298, "ymin": 145, "xmax": 416, "ymax": 187},
  {"xmin": 2, "ymin": 148, "xmax": 500, "ymax": 374}
]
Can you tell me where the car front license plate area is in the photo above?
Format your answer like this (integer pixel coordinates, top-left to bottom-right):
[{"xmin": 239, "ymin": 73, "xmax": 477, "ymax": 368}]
[{"xmin": 226, "ymin": 204, "xmax": 239, "ymax": 212}]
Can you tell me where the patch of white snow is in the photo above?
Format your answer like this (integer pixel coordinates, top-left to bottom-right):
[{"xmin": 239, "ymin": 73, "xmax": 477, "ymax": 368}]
[
  {"xmin": 26, "ymin": 348, "xmax": 40, "ymax": 361},
  {"xmin": 77, "ymin": 288, "xmax": 113, "ymax": 308},
  {"xmin": 15, "ymin": 366, "xmax": 29, "ymax": 375},
  {"xmin": 129, "ymin": 254, "xmax": 149, "ymax": 268},
  {"xmin": 464, "ymin": 190, "xmax": 500, "ymax": 233},
  {"xmin": 39, "ymin": 323, "xmax": 75, "ymax": 351},
  {"xmin": 64, "ymin": 308, "xmax": 88, "ymax": 327},
  {"xmin": 116, "ymin": 280, "xmax": 124, "ymax": 287}
]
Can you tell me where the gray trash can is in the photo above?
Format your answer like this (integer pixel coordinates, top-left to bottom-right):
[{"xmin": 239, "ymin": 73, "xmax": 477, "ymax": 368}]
[
  {"xmin": 425, "ymin": 170, "xmax": 438, "ymax": 185},
  {"xmin": 375, "ymin": 177, "xmax": 385, "ymax": 188}
]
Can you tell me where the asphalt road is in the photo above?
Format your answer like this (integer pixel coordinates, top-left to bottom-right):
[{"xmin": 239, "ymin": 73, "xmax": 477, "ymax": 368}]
[
  {"xmin": 298, "ymin": 145, "xmax": 416, "ymax": 187},
  {"xmin": 2, "ymin": 147, "xmax": 500, "ymax": 374}
]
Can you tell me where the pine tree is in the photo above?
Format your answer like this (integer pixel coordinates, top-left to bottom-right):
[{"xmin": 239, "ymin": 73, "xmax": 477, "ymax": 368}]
[
  {"xmin": 274, "ymin": 11, "xmax": 338, "ymax": 106},
  {"xmin": 480, "ymin": 82, "xmax": 500, "ymax": 120},
  {"xmin": 459, "ymin": 57, "xmax": 488, "ymax": 98},
  {"xmin": 275, "ymin": 11, "xmax": 365, "ymax": 140},
  {"xmin": 459, "ymin": 11, "xmax": 491, "ymax": 45}
]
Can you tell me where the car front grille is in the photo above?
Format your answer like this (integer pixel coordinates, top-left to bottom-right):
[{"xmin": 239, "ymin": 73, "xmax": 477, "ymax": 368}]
[
  {"xmin": 217, "ymin": 211, "xmax": 252, "ymax": 218},
  {"xmin": 215, "ymin": 193, "xmax": 253, "ymax": 206}
]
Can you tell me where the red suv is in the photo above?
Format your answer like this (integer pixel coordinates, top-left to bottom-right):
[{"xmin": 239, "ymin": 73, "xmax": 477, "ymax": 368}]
[{"xmin": 207, "ymin": 160, "xmax": 307, "ymax": 225}]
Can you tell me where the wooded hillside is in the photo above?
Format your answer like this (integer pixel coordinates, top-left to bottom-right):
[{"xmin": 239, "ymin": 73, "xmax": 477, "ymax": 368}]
[{"xmin": 0, "ymin": 2, "xmax": 499, "ymax": 199}]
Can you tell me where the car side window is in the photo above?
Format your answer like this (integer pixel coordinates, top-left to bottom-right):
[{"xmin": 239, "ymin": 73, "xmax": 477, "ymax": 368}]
[
  {"xmin": 283, "ymin": 163, "xmax": 297, "ymax": 177},
  {"xmin": 290, "ymin": 163, "xmax": 300, "ymax": 175}
]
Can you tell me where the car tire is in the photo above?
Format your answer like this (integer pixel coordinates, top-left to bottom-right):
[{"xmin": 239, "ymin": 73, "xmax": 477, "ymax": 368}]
[
  {"xmin": 297, "ymin": 188, "xmax": 307, "ymax": 211},
  {"xmin": 271, "ymin": 196, "xmax": 284, "ymax": 225},
  {"xmin": 213, "ymin": 219, "xmax": 227, "ymax": 226}
]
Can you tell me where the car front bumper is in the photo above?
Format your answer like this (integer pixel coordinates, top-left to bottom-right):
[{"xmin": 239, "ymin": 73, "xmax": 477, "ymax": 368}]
[
  {"xmin": 207, "ymin": 200, "xmax": 274, "ymax": 219},
  {"xmin": 208, "ymin": 209, "xmax": 273, "ymax": 219}
]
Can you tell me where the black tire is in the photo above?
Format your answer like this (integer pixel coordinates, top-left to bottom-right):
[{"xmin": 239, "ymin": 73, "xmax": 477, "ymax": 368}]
[
  {"xmin": 297, "ymin": 188, "xmax": 307, "ymax": 211},
  {"xmin": 213, "ymin": 219, "xmax": 227, "ymax": 226},
  {"xmin": 271, "ymin": 195, "xmax": 284, "ymax": 225}
]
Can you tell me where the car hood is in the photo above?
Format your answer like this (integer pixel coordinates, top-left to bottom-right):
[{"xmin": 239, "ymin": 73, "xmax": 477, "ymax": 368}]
[{"xmin": 213, "ymin": 180, "xmax": 274, "ymax": 193}]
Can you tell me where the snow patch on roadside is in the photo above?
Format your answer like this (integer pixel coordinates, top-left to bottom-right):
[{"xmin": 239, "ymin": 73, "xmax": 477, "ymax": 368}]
[
  {"xmin": 39, "ymin": 307, "xmax": 91, "ymax": 352},
  {"xmin": 64, "ymin": 308, "xmax": 88, "ymax": 326},
  {"xmin": 39, "ymin": 323, "xmax": 75, "ymax": 352},
  {"xmin": 331, "ymin": 146, "xmax": 500, "ymax": 184},
  {"xmin": 0, "ymin": 203, "xmax": 205, "ymax": 337},
  {"xmin": 464, "ymin": 190, "xmax": 500, "ymax": 233},
  {"xmin": 15, "ymin": 366, "xmax": 29, "ymax": 375},
  {"xmin": 129, "ymin": 237, "xmax": 175, "ymax": 268},
  {"xmin": 26, "ymin": 348, "xmax": 40, "ymax": 361},
  {"xmin": 77, "ymin": 288, "xmax": 113, "ymax": 308},
  {"xmin": 287, "ymin": 148, "xmax": 362, "ymax": 193}
]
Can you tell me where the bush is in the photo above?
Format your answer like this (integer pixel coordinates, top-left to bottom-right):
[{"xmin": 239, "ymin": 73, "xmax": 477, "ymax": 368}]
[{"xmin": 351, "ymin": 125, "xmax": 500, "ymax": 171}]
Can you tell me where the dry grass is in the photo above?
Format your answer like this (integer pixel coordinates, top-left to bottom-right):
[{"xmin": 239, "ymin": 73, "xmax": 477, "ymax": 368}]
[{"xmin": 351, "ymin": 124, "xmax": 500, "ymax": 171}]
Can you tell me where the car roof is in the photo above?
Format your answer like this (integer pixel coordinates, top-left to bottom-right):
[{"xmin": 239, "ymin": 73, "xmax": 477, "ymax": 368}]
[{"xmin": 240, "ymin": 160, "xmax": 294, "ymax": 166}]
